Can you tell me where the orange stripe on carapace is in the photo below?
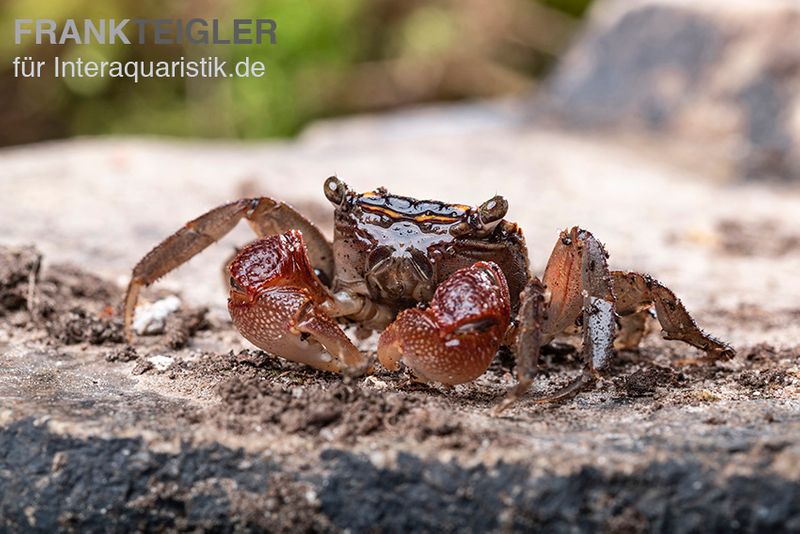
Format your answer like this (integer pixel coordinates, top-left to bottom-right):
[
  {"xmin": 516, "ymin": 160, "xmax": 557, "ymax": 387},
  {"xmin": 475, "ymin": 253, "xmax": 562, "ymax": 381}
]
[{"xmin": 359, "ymin": 203, "xmax": 470, "ymax": 224}]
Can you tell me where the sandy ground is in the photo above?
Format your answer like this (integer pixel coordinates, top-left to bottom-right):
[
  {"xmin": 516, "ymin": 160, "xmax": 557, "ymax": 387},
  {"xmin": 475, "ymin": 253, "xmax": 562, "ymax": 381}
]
[{"xmin": 2, "ymin": 102, "xmax": 800, "ymax": 531}]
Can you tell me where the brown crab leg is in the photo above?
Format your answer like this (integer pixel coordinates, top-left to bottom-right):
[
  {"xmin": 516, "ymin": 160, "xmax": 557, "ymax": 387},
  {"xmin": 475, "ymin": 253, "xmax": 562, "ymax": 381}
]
[
  {"xmin": 611, "ymin": 271, "xmax": 735, "ymax": 361},
  {"xmin": 533, "ymin": 227, "xmax": 617, "ymax": 403},
  {"xmin": 492, "ymin": 278, "xmax": 546, "ymax": 414},
  {"xmin": 615, "ymin": 310, "xmax": 651, "ymax": 350},
  {"xmin": 123, "ymin": 197, "xmax": 333, "ymax": 340}
]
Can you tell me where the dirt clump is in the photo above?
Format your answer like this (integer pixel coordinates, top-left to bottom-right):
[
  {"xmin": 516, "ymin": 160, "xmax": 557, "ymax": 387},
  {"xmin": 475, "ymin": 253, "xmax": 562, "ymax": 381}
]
[
  {"xmin": 34, "ymin": 263, "xmax": 137, "ymax": 345},
  {"xmin": 615, "ymin": 364, "xmax": 679, "ymax": 397},
  {"xmin": 735, "ymin": 369, "xmax": 789, "ymax": 390},
  {"xmin": 46, "ymin": 307, "xmax": 124, "ymax": 345},
  {"xmin": 105, "ymin": 345, "xmax": 139, "ymax": 363},
  {"xmin": 742, "ymin": 342, "xmax": 800, "ymax": 363},
  {"xmin": 35, "ymin": 265, "xmax": 124, "ymax": 345},
  {"xmin": 0, "ymin": 245, "xmax": 41, "ymax": 315},
  {"xmin": 131, "ymin": 358, "xmax": 156, "ymax": 375},
  {"xmin": 162, "ymin": 306, "xmax": 210, "ymax": 349},
  {"xmin": 217, "ymin": 378, "xmax": 414, "ymax": 440},
  {"xmin": 0, "ymin": 245, "xmax": 125, "ymax": 343},
  {"xmin": 0, "ymin": 245, "xmax": 213, "ymax": 350}
]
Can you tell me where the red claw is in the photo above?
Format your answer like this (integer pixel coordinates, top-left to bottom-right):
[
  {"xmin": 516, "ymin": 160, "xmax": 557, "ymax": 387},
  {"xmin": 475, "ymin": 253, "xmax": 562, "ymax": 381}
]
[
  {"xmin": 228, "ymin": 230, "xmax": 328, "ymax": 302},
  {"xmin": 228, "ymin": 230, "xmax": 366, "ymax": 373},
  {"xmin": 377, "ymin": 261, "xmax": 511, "ymax": 385}
]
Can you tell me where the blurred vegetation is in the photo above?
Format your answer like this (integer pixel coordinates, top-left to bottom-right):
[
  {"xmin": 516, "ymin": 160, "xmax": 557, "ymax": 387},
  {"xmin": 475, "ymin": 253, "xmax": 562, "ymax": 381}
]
[{"xmin": 0, "ymin": 0, "xmax": 594, "ymax": 146}]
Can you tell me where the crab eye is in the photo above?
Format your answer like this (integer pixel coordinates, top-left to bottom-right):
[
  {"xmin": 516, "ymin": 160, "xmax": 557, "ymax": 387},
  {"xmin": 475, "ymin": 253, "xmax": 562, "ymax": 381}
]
[
  {"xmin": 324, "ymin": 176, "xmax": 346, "ymax": 205},
  {"xmin": 229, "ymin": 276, "xmax": 244, "ymax": 292},
  {"xmin": 478, "ymin": 195, "xmax": 508, "ymax": 224}
]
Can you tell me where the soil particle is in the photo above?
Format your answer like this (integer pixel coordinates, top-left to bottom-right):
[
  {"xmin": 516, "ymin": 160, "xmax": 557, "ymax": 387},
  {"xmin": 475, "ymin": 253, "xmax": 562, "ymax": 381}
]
[
  {"xmin": 33, "ymin": 263, "xmax": 122, "ymax": 330},
  {"xmin": 0, "ymin": 244, "xmax": 213, "ymax": 353},
  {"xmin": 33, "ymin": 263, "xmax": 131, "ymax": 345}
]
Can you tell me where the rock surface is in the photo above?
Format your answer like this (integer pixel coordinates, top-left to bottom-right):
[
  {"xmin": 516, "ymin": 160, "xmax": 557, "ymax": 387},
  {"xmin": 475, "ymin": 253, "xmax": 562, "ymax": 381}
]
[
  {"xmin": 1, "ymin": 102, "xmax": 800, "ymax": 530},
  {"xmin": 546, "ymin": 0, "xmax": 800, "ymax": 181}
]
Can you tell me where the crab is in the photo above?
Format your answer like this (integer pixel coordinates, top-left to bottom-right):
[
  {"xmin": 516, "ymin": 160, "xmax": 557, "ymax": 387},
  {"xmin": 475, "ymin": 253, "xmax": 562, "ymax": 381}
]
[{"xmin": 123, "ymin": 177, "xmax": 734, "ymax": 410}]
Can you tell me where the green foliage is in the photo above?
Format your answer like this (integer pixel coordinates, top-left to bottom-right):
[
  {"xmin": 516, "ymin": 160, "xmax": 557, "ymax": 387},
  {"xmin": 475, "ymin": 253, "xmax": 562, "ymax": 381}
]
[
  {"xmin": 0, "ymin": 0, "xmax": 592, "ymax": 145},
  {"xmin": 539, "ymin": 0, "xmax": 594, "ymax": 18}
]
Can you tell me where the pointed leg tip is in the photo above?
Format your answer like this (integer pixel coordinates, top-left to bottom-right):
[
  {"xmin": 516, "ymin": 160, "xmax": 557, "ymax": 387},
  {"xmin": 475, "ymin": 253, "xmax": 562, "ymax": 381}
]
[{"xmin": 530, "ymin": 370, "xmax": 597, "ymax": 404}]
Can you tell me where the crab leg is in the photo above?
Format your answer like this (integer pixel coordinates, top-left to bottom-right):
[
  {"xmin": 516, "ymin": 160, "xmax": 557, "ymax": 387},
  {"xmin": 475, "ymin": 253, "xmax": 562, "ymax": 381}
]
[
  {"xmin": 493, "ymin": 278, "xmax": 546, "ymax": 414},
  {"xmin": 123, "ymin": 197, "xmax": 333, "ymax": 340},
  {"xmin": 377, "ymin": 261, "xmax": 511, "ymax": 385},
  {"xmin": 615, "ymin": 310, "xmax": 651, "ymax": 350},
  {"xmin": 611, "ymin": 271, "xmax": 734, "ymax": 361},
  {"xmin": 227, "ymin": 230, "xmax": 367, "ymax": 374},
  {"xmin": 532, "ymin": 227, "xmax": 617, "ymax": 403}
]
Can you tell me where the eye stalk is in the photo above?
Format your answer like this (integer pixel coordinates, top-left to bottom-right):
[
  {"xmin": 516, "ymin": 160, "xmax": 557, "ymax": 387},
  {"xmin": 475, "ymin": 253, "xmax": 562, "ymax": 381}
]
[
  {"xmin": 450, "ymin": 195, "xmax": 508, "ymax": 238},
  {"xmin": 324, "ymin": 176, "xmax": 348, "ymax": 205},
  {"xmin": 478, "ymin": 195, "xmax": 508, "ymax": 225}
]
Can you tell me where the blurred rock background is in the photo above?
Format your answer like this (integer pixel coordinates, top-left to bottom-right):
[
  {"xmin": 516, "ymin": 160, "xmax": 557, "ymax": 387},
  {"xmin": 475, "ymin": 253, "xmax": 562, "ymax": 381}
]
[{"xmin": 545, "ymin": 0, "xmax": 800, "ymax": 182}]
